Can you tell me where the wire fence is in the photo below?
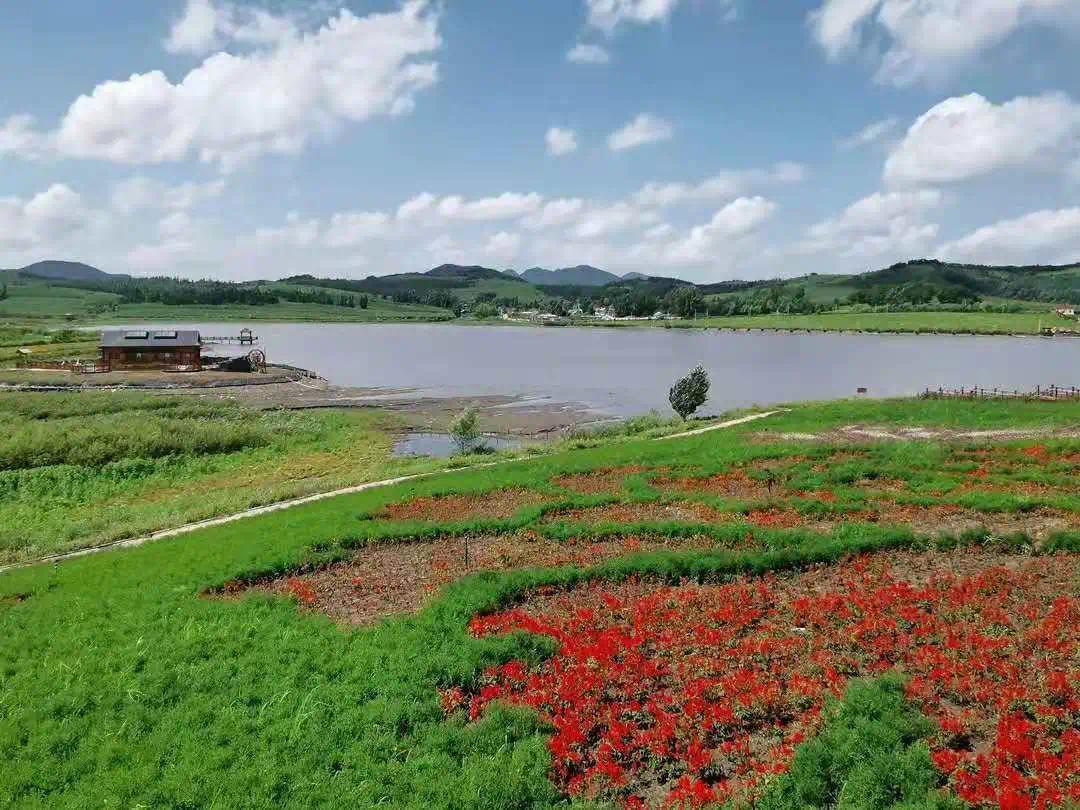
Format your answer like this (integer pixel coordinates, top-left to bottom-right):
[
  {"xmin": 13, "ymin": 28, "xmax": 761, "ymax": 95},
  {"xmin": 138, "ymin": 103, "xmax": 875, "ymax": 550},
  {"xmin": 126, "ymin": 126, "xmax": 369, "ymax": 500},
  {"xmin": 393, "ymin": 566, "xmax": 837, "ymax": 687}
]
[{"xmin": 922, "ymin": 385, "xmax": 1080, "ymax": 401}]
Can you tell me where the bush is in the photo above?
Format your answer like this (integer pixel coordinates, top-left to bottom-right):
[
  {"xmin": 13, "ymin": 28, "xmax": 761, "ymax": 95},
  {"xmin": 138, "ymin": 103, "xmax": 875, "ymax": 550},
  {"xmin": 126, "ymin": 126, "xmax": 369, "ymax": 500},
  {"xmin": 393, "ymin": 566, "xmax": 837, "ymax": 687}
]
[
  {"xmin": 668, "ymin": 366, "xmax": 710, "ymax": 419},
  {"xmin": 449, "ymin": 407, "xmax": 483, "ymax": 454},
  {"xmin": 758, "ymin": 675, "xmax": 958, "ymax": 809}
]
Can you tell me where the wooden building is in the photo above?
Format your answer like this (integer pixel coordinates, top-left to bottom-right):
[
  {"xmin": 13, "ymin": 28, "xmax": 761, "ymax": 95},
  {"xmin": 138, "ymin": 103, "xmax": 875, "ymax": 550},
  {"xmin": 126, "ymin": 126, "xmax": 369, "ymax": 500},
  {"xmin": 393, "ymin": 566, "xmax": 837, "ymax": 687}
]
[{"xmin": 99, "ymin": 330, "xmax": 202, "ymax": 372}]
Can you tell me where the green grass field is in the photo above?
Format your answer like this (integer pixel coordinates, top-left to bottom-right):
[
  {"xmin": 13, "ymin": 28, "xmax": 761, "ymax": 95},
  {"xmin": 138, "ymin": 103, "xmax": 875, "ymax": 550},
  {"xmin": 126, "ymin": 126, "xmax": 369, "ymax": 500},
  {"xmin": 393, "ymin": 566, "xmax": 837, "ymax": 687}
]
[
  {"xmin": 649, "ymin": 310, "xmax": 1059, "ymax": 335},
  {"xmin": 457, "ymin": 278, "xmax": 548, "ymax": 304},
  {"xmin": 0, "ymin": 392, "xmax": 464, "ymax": 564},
  {"xmin": 1, "ymin": 396, "xmax": 1077, "ymax": 807},
  {"xmin": 0, "ymin": 276, "xmax": 454, "ymax": 326}
]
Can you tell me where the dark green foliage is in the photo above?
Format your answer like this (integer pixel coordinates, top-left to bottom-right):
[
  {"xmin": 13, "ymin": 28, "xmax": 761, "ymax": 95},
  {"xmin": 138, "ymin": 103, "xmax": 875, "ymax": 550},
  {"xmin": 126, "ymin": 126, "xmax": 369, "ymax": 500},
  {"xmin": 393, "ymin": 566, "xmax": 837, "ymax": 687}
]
[
  {"xmin": 277, "ymin": 287, "xmax": 358, "ymax": 308},
  {"xmin": 756, "ymin": 676, "xmax": 962, "ymax": 809},
  {"xmin": 850, "ymin": 259, "xmax": 1079, "ymax": 304},
  {"xmin": 669, "ymin": 365, "xmax": 710, "ymax": 419},
  {"xmin": 707, "ymin": 284, "xmax": 823, "ymax": 316},
  {"xmin": 0, "ymin": 395, "xmax": 271, "ymax": 470},
  {"xmin": 111, "ymin": 277, "xmax": 278, "ymax": 306},
  {"xmin": 449, "ymin": 407, "xmax": 482, "ymax": 454},
  {"xmin": 670, "ymin": 286, "xmax": 705, "ymax": 318}
]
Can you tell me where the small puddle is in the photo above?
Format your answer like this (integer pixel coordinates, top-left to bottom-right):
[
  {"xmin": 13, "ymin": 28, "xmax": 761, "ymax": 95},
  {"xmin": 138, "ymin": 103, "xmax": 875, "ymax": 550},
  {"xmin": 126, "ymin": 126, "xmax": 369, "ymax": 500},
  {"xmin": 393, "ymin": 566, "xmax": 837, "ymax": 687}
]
[{"xmin": 392, "ymin": 432, "xmax": 525, "ymax": 458}]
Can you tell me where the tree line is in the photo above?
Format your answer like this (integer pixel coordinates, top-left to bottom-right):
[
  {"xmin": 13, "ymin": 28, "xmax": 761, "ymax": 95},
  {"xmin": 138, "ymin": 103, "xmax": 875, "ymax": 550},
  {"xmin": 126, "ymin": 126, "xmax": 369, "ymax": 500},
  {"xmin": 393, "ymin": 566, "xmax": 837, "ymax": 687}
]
[{"xmin": 277, "ymin": 287, "xmax": 367, "ymax": 308}]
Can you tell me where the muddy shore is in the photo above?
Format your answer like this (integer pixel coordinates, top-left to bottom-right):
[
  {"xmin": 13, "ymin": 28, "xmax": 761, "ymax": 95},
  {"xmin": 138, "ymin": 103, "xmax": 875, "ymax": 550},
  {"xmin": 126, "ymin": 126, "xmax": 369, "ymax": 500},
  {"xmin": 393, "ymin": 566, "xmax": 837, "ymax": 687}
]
[
  {"xmin": 182, "ymin": 379, "xmax": 608, "ymax": 436},
  {"xmin": 0, "ymin": 366, "xmax": 610, "ymax": 437}
]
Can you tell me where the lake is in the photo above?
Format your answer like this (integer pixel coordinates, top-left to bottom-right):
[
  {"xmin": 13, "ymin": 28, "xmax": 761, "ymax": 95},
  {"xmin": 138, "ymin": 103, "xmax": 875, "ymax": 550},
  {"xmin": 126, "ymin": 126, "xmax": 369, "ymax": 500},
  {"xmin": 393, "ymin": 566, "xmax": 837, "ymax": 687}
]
[{"xmin": 118, "ymin": 323, "xmax": 1079, "ymax": 417}]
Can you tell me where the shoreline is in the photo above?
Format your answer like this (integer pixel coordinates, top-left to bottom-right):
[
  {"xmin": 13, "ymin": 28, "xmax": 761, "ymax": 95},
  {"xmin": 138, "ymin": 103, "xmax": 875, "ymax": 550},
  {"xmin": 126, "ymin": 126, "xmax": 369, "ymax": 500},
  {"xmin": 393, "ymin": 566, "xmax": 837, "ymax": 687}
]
[{"xmin": 11, "ymin": 310, "xmax": 1073, "ymax": 338}]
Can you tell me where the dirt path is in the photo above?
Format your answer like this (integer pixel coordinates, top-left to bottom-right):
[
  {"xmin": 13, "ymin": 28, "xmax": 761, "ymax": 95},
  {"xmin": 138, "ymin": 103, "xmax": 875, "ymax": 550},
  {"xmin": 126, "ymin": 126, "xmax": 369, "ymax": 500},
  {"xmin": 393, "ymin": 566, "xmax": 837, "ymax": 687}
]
[
  {"xmin": 757, "ymin": 424, "xmax": 1080, "ymax": 443},
  {"xmin": 658, "ymin": 410, "xmax": 788, "ymax": 439},
  {"xmin": 0, "ymin": 410, "xmax": 786, "ymax": 574}
]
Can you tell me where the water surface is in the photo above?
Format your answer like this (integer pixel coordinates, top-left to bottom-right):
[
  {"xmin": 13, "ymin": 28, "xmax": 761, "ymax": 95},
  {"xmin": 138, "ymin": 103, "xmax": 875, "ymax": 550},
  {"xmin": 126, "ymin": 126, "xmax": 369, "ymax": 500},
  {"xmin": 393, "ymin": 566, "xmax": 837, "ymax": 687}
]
[
  {"xmin": 392, "ymin": 432, "xmax": 524, "ymax": 458},
  {"xmin": 112, "ymin": 323, "xmax": 1078, "ymax": 416}
]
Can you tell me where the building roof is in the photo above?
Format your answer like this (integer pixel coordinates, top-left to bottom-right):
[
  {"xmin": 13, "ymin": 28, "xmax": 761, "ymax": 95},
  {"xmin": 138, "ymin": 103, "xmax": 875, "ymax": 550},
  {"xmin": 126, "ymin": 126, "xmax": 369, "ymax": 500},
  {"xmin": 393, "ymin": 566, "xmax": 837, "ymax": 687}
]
[{"xmin": 100, "ymin": 329, "xmax": 201, "ymax": 349}]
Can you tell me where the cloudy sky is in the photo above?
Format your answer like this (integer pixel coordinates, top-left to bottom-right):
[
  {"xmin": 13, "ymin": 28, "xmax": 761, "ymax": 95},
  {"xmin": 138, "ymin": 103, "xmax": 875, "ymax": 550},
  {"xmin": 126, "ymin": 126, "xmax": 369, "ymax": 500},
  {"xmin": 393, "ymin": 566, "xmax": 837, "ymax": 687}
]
[{"xmin": 2, "ymin": 0, "xmax": 1079, "ymax": 281}]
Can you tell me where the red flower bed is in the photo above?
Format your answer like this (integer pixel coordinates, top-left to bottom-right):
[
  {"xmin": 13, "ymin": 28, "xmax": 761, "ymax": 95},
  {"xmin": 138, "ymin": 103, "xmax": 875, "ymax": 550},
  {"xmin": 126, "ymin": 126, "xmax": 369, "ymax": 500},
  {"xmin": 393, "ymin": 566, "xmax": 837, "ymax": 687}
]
[{"xmin": 448, "ymin": 554, "xmax": 1079, "ymax": 808}]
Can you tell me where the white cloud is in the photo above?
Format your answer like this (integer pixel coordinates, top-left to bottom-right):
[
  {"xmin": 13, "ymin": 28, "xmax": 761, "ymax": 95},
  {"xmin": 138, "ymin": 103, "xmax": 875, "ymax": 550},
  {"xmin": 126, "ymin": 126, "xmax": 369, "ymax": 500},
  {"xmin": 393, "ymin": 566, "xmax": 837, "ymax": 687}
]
[
  {"xmin": 0, "ymin": 115, "xmax": 48, "ymax": 160},
  {"xmin": 482, "ymin": 231, "xmax": 521, "ymax": 263},
  {"xmin": 937, "ymin": 208, "xmax": 1080, "ymax": 265},
  {"xmin": 157, "ymin": 211, "xmax": 194, "ymax": 238},
  {"xmin": 585, "ymin": 0, "xmax": 681, "ymax": 32},
  {"xmin": 884, "ymin": 93, "xmax": 1080, "ymax": 187},
  {"xmin": 0, "ymin": 184, "xmax": 92, "ymax": 251},
  {"xmin": 584, "ymin": 0, "xmax": 735, "ymax": 32},
  {"xmin": 798, "ymin": 189, "xmax": 942, "ymax": 259},
  {"xmin": 523, "ymin": 198, "xmax": 585, "ymax": 230},
  {"xmin": 643, "ymin": 223, "xmax": 673, "ymax": 240},
  {"xmin": 165, "ymin": 0, "xmax": 224, "ymax": 55},
  {"xmin": 253, "ymin": 211, "xmax": 320, "ymax": 248},
  {"xmin": 19, "ymin": 2, "xmax": 440, "ymax": 169},
  {"xmin": 566, "ymin": 42, "xmax": 611, "ymax": 64},
  {"xmin": 110, "ymin": 176, "xmax": 226, "ymax": 214},
  {"xmin": 570, "ymin": 201, "xmax": 659, "ymax": 239},
  {"xmin": 396, "ymin": 192, "xmax": 437, "ymax": 221},
  {"xmin": 127, "ymin": 240, "xmax": 197, "ymax": 271},
  {"xmin": 663, "ymin": 196, "xmax": 776, "ymax": 263},
  {"xmin": 607, "ymin": 113, "xmax": 673, "ymax": 152},
  {"xmin": 633, "ymin": 162, "xmax": 805, "ymax": 207},
  {"xmin": 546, "ymin": 127, "xmax": 579, "ymax": 156},
  {"xmin": 809, "ymin": 0, "xmax": 1080, "ymax": 86},
  {"xmin": 837, "ymin": 116, "xmax": 899, "ymax": 150},
  {"xmin": 436, "ymin": 192, "xmax": 542, "ymax": 221},
  {"xmin": 165, "ymin": 0, "xmax": 302, "ymax": 55},
  {"xmin": 560, "ymin": 196, "xmax": 776, "ymax": 272},
  {"xmin": 323, "ymin": 211, "xmax": 392, "ymax": 247}
]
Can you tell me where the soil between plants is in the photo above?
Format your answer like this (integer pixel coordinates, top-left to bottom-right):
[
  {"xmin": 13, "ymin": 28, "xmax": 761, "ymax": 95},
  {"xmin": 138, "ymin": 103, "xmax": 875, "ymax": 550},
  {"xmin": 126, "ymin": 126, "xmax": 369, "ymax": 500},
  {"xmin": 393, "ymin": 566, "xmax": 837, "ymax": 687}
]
[
  {"xmin": 375, "ymin": 488, "xmax": 552, "ymax": 523},
  {"xmin": 236, "ymin": 532, "xmax": 731, "ymax": 626}
]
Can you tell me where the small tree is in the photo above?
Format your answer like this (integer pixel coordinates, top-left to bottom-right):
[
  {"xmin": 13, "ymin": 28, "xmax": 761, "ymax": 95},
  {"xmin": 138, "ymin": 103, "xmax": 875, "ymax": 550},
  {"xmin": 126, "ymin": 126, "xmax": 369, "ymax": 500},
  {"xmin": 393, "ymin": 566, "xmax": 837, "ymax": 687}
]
[
  {"xmin": 669, "ymin": 366, "xmax": 710, "ymax": 420},
  {"xmin": 449, "ymin": 407, "xmax": 482, "ymax": 454}
]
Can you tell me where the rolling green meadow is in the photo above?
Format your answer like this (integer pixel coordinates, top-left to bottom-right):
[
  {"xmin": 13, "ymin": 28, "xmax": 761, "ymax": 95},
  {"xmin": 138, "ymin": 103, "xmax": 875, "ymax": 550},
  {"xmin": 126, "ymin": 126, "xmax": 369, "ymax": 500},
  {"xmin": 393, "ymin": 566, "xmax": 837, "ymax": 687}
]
[
  {"xmin": 0, "ymin": 272, "xmax": 453, "ymax": 327},
  {"xmin": 1, "ymin": 397, "xmax": 1077, "ymax": 807}
]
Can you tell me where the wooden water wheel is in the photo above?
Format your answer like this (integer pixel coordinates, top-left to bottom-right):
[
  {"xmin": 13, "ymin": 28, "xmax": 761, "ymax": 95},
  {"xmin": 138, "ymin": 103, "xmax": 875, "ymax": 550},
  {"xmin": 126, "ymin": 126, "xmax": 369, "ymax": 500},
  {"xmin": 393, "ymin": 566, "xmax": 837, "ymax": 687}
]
[{"xmin": 247, "ymin": 349, "xmax": 267, "ymax": 373}]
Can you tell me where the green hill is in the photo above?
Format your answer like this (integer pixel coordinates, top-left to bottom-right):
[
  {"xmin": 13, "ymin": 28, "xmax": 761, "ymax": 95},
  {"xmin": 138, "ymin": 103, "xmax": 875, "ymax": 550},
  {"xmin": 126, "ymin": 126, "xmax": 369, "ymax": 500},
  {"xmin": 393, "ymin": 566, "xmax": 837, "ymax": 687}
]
[
  {"xmin": 13, "ymin": 260, "xmax": 127, "ymax": 284},
  {"xmin": 518, "ymin": 265, "xmax": 620, "ymax": 286}
]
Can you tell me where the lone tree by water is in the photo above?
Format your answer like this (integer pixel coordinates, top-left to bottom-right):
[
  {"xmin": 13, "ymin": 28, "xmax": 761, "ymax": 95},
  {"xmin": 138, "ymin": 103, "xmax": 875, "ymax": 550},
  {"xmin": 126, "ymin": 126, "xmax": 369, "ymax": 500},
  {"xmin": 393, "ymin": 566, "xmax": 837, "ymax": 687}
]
[
  {"xmin": 449, "ymin": 407, "xmax": 483, "ymax": 454},
  {"xmin": 669, "ymin": 366, "xmax": 710, "ymax": 419}
]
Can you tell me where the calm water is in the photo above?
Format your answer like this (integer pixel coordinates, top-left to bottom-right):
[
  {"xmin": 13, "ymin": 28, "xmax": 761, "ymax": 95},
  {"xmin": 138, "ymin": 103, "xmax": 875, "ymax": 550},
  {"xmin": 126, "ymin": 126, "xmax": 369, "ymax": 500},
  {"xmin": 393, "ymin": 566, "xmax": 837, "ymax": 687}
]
[
  {"xmin": 119, "ymin": 323, "xmax": 1078, "ymax": 416},
  {"xmin": 392, "ymin": 432, "xmax": 524, "ymax": 458}
]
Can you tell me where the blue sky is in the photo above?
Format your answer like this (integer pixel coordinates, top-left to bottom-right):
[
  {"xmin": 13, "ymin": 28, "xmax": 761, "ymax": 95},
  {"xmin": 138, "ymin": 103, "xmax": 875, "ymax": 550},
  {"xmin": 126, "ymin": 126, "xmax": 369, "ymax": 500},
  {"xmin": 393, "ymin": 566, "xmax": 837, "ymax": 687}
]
[{"xmin": 2, "ymin": 0, "xmax": 1079, "ymax": 281}]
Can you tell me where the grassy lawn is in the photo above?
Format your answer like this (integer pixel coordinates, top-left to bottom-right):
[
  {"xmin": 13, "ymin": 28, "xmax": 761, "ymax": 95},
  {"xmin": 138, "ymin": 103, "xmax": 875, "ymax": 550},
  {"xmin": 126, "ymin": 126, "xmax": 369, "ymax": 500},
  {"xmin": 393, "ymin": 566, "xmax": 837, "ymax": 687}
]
[
  {"xmin": 91, "ymin": 297, "xmax": 454, "ymax": 323},
  {"xmin": 627, "ymin": 310, "xmax": 1060, "ymax": 335},
  {"xmin": 0, "ymin": 327, "xmax": 98, "ymax": 367},
  {"xmin": 1, "ymin": 397, "xmax": 1076, "ymax": 807},
  {"xmin": 0, "ymin": 392, "xmax": 463, "ymax": 565}
]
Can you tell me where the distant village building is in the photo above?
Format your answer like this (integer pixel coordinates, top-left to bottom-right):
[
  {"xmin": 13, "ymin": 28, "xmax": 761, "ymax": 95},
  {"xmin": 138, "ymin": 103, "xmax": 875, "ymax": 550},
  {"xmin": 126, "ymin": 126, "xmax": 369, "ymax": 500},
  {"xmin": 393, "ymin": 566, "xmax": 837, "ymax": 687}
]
[
  {"xmin": 99, "ymin": 330, "xmax": 202, "ymax": 372},
  {"xmin": 1057, "ymin": 306, "xmax": 1076, "ymax": 317}
]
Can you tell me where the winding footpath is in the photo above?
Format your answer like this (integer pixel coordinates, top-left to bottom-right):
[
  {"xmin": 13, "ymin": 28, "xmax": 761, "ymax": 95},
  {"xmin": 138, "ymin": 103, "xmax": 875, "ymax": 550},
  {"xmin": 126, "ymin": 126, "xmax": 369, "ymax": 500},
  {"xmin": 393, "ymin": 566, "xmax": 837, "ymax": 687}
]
[{"xmin": 0, "ymin": 410, "xmax": 784, "ymax": 574}]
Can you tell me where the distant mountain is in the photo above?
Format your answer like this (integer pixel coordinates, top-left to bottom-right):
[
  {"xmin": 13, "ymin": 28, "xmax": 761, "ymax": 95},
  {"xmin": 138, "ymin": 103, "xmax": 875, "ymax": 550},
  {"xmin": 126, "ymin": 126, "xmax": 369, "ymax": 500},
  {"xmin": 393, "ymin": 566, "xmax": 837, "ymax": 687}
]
[
  {"xmin": 519, "ymin": 265, "xmax": 620, "ymax": 286},
  {"xmin": 16, "ymin": 260, "xmax": 127, "ymax": 283},
  {"xmin": 425, "ymin": 264, "xmax": 523, "ymax": 282},
  {"xmin": 621, "ymin": 272, "xmax": 650, "ymax": 281}
]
